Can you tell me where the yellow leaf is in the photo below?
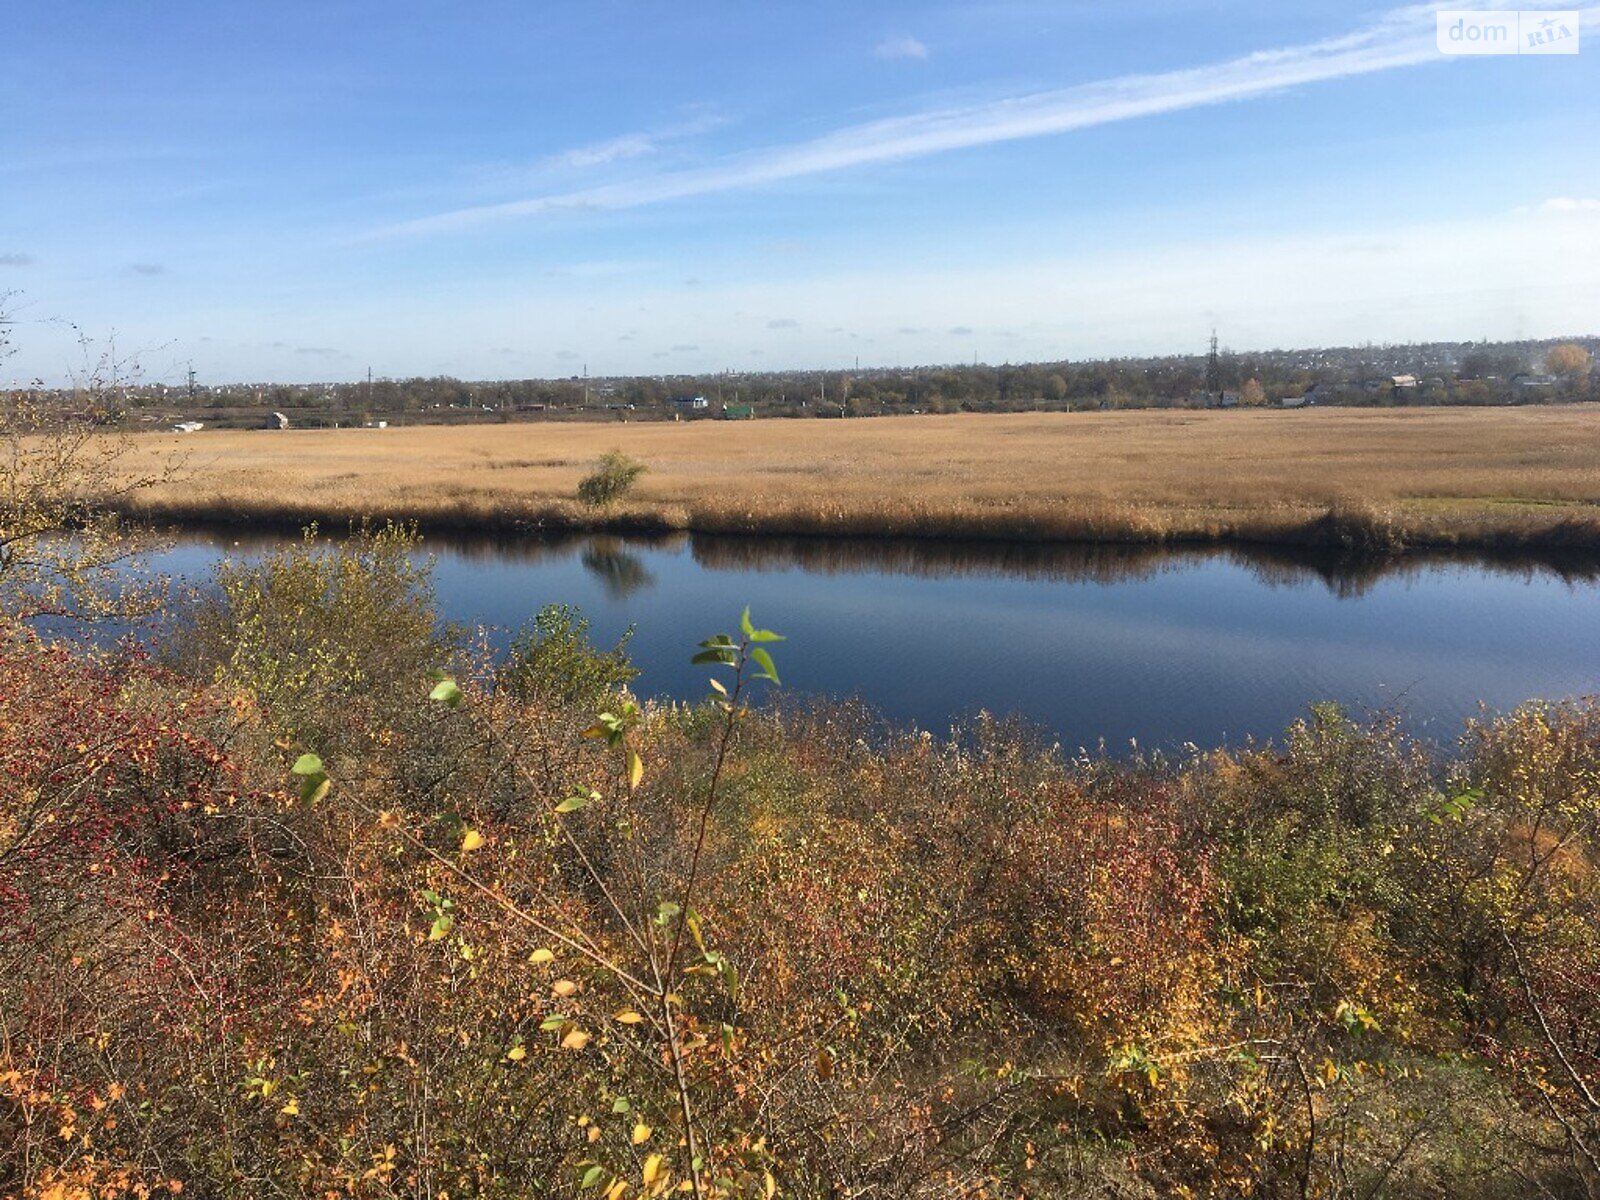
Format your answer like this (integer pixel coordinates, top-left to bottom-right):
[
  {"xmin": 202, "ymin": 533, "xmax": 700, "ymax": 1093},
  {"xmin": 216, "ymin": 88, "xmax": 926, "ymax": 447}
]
[
  {"xmin": 615, "ymin": 1010, "xmax": 644, "ymax": 1025},
  {"xmin": 632, "ymin": 1122, "xmax": 652, "ymax": 1144},
  {"xmin": 378, "ymin": 810, "xmax": 402, "ymax": 830},
  {"xmin": 561, "ymin": 1028, "xmax": 592, "ymax": 1051},
  {"xmin": 627, "ymin": 750, "xmax": 644, "ymax": 791},
  {"xmin": 605, "ymin": 1182, "xmax": 628, "ymax": 1200},
  {"xmin": 280, "ymin": 1098, "xmax": 299, "ymax": 1116},
  {"xmin": 764, "ymin": 1169, "xmax": 777, "ymax": 1198},
  {"xmin": 641, "ymin": 1153, "xmax": 664, "ymax": 1187},
  {"xmin": 529, "ymin": 948, "xmax": 555, "ymax": 965},
  {"xmin": 506, "ymin": 1045, "xmax": 526, "ymax": 1062},
  {"xmin": 552, "ymin": 979, "xmax": 579, "ymax": 998},
  {"xmin": 460, "ymin": 829, "xmax": 485, "ymax": 853}
]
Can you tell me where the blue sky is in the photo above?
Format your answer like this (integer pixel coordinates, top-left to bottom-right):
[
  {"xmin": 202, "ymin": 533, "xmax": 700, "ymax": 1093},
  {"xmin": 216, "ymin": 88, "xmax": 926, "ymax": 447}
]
[{"xmin": 4, "ymin": 1, "xmax": 1598, "ymax": 384}]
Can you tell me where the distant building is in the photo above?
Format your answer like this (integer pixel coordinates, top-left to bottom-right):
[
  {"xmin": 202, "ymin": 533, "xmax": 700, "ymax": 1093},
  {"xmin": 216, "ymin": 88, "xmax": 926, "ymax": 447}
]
[
  {"xmin": 721, "ymin": 403, "xmax": 754, "ymax": 420},
  {"xmin": 670, "ymin": 395, "xmax": 709, "ymax": 411},
  {"xmin": 1279, "ymin": 395, "xmax": 1313, "ymax": 409},
  {"xmin": 1390, "ymin": 374, "xmax": 1419, "ymax": 390},
  {"xmin": 171, "ymin": 420, "xmax": 204, "ymax": 433},
  {"xmin": 266, "ymin": 411, "xmax": 290, "ymax": 430}
]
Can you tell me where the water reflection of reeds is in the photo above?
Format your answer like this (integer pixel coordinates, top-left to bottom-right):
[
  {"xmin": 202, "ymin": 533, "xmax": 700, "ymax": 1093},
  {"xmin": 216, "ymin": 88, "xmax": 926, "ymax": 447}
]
[
  {"xmin": 147, "ymin": 521, "xmax": 1600, "ymax": 601},
  {"xmin": 683, "ymin": 532, "xmax": 1600, "ymax": 599}
]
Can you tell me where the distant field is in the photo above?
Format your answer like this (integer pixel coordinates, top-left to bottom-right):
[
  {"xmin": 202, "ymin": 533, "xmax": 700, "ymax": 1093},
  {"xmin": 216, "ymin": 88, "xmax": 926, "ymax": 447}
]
[{"xmin": 114, "ymin": 406, "xmax": 1600, "ymax": 549}]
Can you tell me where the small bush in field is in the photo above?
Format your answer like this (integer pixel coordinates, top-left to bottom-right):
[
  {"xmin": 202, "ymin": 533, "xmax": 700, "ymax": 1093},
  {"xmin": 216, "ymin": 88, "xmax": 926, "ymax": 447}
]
[{"xmin": 577, "ymin": 450, "xmax": 646, "ymax": 508}]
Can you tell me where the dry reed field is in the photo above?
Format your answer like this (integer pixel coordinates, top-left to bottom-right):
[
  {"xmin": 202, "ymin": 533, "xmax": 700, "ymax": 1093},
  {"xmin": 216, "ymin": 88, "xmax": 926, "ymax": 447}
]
[{"xmin": 115, "ymin": 406, "xmax": 1600, "ymax": 549}]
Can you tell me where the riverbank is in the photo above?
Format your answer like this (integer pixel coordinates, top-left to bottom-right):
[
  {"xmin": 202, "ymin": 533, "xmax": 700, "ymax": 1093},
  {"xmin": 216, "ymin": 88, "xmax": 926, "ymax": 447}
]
[{"xmin": 111, "ymin": 406, "xmax": 1600, "ymax": 551}]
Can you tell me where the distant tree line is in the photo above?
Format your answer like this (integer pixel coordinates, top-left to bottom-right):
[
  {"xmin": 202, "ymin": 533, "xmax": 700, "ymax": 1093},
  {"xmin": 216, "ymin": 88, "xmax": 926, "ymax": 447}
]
[{"xmin": 55, "ymin": 336, "xmax": 1600, "ymax": 426}]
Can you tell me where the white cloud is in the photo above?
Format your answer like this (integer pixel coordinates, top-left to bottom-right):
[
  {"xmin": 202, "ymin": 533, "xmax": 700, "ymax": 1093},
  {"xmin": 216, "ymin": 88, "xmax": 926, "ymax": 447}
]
[
  {"xmin": 1540, "ymin": 197, "xmax": 1600, "ymax": 212},
  {"xmin": 540, "ymin": 111, "xmax": 726, "ymax": 173},
  {"xmin": 548, "ymin": 133, "xmax": 658, "ymax": 170},
  {"xmin": 874, "ymin": 35, "xmax": 928, "ymax": 60},
  {"xmin": 377, "ymin": 3, "xmax": 1589, "ymax": 238}
]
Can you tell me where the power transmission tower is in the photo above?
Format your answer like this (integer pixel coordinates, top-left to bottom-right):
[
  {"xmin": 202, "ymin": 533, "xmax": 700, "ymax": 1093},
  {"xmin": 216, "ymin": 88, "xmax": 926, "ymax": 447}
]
[
  {"xmin": 186, "ymin": 363, "xmax": 197, "ymax": 405},
  {"xmin": 1205, "ymin": 330, "xmax": 1222, "ymax": 398}
]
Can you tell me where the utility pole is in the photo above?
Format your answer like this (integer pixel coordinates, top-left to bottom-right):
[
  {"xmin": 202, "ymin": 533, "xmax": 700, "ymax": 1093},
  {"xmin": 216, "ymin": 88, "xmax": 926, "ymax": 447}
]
[
  {"xmin": 1205, "ymin": 329, "xmax": 1222, "ymax": 400},
  {"xmin": 186, "ymin": 363, "xmax": 197, "ymax": 406}
]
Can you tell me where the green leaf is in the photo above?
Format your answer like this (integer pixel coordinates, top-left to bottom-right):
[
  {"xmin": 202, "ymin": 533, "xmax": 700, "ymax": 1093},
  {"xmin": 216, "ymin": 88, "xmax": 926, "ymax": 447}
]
[
  {"xmin": 611, "ymin": 1096, "xmax": 631, "ymax": 1114},
  {"xmin": 749, "ymin": 647, "xmax": 780, "ymax": 685},
  {"xmin": 555, "ymin": 792, "xmax": 588, "ymax": 814},
  {"xmin": 429, "ymin": 678, "xmax": 463, "ymax": 708},
  {"xmin": 580, "ymin": 1165, "xmax": 606, "ymax": 1189},
  {"xmin": 539, "ymin": 1014, "xmax": 568, "ymax": 1031},
  {"xmin": 740, "ymin": 607, "xmax": 755, "ymax": 638},
  {"xmin": 748, "ymin": 629, "xmax": 785, "ymax": 643},
  {"xmin": 691, "ymin": 648, "xmax": 738, "ymax": 666},
  {"xmin": 290, "ymin": 753, "xmax": 324, "ymax": 777}
]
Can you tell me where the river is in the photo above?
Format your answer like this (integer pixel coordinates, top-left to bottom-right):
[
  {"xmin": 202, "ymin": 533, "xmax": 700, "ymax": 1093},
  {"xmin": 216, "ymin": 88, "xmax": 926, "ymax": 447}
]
[{"xmin": 145, "ymin": 529, "xmax": 1600, "ymax": 752}]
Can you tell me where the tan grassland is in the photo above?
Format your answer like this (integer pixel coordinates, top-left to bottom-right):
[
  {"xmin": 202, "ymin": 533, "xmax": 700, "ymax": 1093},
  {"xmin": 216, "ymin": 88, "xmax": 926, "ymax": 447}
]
[{"xmin": 113, "ymin": 406, "xmax": 1600, "ymax": 550}]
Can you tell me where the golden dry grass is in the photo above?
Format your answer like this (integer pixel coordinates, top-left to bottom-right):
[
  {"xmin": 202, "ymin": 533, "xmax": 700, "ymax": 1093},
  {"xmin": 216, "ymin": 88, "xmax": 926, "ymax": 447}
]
[{"xmin": 114, "ymin": 406, "xmax": 1600, "ymax": 549}]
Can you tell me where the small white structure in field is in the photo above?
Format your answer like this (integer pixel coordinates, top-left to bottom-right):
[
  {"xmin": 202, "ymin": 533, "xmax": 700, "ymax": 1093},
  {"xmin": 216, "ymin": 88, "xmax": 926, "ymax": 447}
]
[
  {"xmin": 266, "ymin": 411, "xmax": 290, "ymax": 430},
  {"xmin": 171, "ymin": 420, "xmax": 205, "ymax": 433}
]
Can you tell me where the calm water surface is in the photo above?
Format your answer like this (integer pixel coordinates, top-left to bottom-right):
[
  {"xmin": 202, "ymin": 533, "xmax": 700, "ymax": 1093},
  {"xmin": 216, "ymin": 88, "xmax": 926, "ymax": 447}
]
[{"xmin": 148, "ymin": 531, "xmax": 1600, "ymax": 752}]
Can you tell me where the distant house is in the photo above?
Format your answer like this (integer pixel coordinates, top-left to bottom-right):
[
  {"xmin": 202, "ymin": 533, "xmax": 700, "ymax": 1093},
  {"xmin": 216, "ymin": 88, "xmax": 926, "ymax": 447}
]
[
  {"xmin": 1390, "ymin": 374, "xmax": 1419, "ymax": 390},
  {"xmin": 670, "ymin": 395, "xmax": 709, "ymax": 411},
  {"xmin": 1217, "ymin": 391, "xmax": 1240, "ymax": 409},
  {"xmin": 721, "ymin": 403, "xmax": 755, "ymax": 420},
  {"xmin": 171, "ymin": 420, "xmax": 204, "ymax": 433},
  {"xmin": 266, "ymin": 411, "xmax": 290, "ymax": 430},
  {"xmin": 1279, "ymin": 395, "xmax": 1313, "ymax": 409},
  {"xmin": 1512, "ymin": 373, "xmax": 1557, "ymax": 391}
]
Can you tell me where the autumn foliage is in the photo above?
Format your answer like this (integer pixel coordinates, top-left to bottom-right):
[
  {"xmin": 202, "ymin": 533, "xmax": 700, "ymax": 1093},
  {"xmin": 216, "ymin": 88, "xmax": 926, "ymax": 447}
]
[{"xmin": 2, "ymin": 535, "xmax": 1599, "ymax": 1198}]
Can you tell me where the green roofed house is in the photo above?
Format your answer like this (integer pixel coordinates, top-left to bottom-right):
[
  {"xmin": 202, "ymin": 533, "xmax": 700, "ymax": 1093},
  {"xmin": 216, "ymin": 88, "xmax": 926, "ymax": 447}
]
[{"xmin": 721, "ymin": 403, "xmax": 755, "ymax": 420}]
